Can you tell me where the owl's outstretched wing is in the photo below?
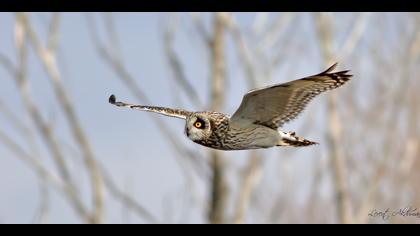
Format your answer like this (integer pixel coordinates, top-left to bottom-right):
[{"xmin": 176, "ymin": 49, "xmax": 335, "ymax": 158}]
[
  {"xmin": 109, "ymin": 95, "xmax": 192, "ymax": 119},
  {"xmin": 230, "ymin": 63, "xmax": 352, "ymax": 129}
]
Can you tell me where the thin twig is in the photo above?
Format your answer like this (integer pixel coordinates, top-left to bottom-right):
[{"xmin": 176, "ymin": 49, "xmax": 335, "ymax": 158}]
[
  {"xmin": 0, "ymin": 97, "xmax": 42, "ymax": 162},
  {"xmin": 257, "ymin": 13, "xmax": 296, "ymax": 53},
  {"xmin": 47, "ymin": 13, "xmax": 60, "ymax": 54},
  {"xmin": 251, "ymin": 12, "xmax": 270, "ymax": 36},
  {"xmin": 0, "ymin": 53, "xmax": 16, "ymax": 77},
  {"xmin": 224, "ymin": 13, "xmax": 258, "ymax": 88},
  {"xmin": 103, "ymin": 13, "xmax": 125, "ymax": 65},
  {"xmin": 189, "ymin": 12, "xmax": 212, "ymax": 47},
  {"xmin": 164, "ymin": 14, "xmax": 204, "ymax": 108},
  {"xmin": 339, "ymin": 13, "xmax": 371, "ymax": 61},
  {"xmin": 0, "ymin": 129, "xmax": 62, "ymax": 190},
  {"xmin": 100, "ymin": 164, "xmax": 160, "ymax": 224},
  {"xmin": 0, "ymin": 100, "xmax": 34, "ymax": 142},
  {"xmin": 32, "ymin": 180, "xmax": 51, "ymax": 224}
]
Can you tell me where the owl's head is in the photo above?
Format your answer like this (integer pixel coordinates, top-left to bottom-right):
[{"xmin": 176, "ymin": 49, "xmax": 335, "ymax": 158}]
[{"xmin": 185, "ymin": 114, "xmax": 213, "ymax": 142}]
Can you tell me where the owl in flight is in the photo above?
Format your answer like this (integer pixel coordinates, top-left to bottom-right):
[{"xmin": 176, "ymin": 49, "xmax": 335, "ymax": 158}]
[{"xmin": 109, "ymin": 63, "xmax": 352, "ymax": 150}]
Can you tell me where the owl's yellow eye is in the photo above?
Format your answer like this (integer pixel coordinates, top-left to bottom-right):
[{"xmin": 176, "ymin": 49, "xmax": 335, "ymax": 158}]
[{"xmin": 194, "ymin": 121, "xmax": 203, "ymax": 128}]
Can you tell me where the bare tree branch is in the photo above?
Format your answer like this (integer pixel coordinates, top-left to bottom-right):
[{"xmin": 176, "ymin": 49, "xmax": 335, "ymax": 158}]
[
  {"xmin": 164, "ymin": 13, "xmax": 204, "ymax": 108},
  {"xmin": 0, "ymin": 129, "xmax": 62, "ymax": 190},
  {"xmin": 0, "ymin": 100, "xmax": 34, "ymax": 142},
  {"xmin": 47, "ymin": 13, "xmax": 60, "ymax": 54},
  {"xmin": 251, "ymin": 12, "xmax": 270, "ymax": 36},
  {"xmin": 224, "ymin": 13, "xmax": 258, "ymax": 88},
  {"xmin": 355, "ymin": 20, "xmax": 420, "ymax": 223},
  {"xmin": 14, "ymin": 13, "xmax": 73, "ymax": 187},
  {"xmin": 233, "ymin": 153, "xmax": 262, "ymax": 224},
  {"xmin": 223, "ymin": 13, "xmax": 267, "ymax": 224},
  {"xmin": 18, "ymin": 12, "xmax": 105, "ymax": 223},
  {"xmin": 208, "ymin": 12, "xmax": 229, "ymax": 224},
  {"xmin": 339, "ymin": 13, "xmax": 371, "ymax": 61},
  {"xmin": 32, "ymin": 180, "xmax": 51, "ymax": 224},
  {"xmin": 85, "ymin": 14, "xmax": 212, "ymax": 222},
  {"xmin": 314, "ymin": 12, "xmax": 353, "ymax": 224},
  {"xmin": 0, "ymin": 53, "xmax": 16, "ymax": 77},
  {"xmin": 189, "ymin": 12, "xmax": 212, "ymax": 47},
  {"xmin": 100, "ymin": 165, "xmax": 160, "ymax": 224},
  {"xmin": 257, "ymin": 13, "xmax": 296, "ymax": 53}
]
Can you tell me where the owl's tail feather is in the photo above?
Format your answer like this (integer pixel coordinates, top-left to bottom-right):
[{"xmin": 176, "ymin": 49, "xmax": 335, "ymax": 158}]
[{"xmin": 278, "ymin": 131, "xmax": 318, "ymax": 147}]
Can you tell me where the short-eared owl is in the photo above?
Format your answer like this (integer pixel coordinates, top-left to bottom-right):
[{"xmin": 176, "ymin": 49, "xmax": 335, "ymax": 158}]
[{"xmin": 109, "ymin": 63, "xmax": 352, "ymax": 150}]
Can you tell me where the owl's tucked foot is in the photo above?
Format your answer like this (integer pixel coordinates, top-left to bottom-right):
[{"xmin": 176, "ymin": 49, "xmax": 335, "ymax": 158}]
[{"xmin": 278, "ymin": 131, "xmax": 318, "ymax": 147}]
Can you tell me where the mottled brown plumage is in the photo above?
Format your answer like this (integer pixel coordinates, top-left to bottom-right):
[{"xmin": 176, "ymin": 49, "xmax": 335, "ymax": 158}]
[{"xmin": 109, "ymin": 63, "xmax": 352, "ymax": 150}]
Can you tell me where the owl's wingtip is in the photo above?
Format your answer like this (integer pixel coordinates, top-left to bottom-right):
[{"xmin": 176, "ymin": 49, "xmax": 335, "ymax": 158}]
[
  {"xmin": 109, "ymin": 94, "xmax": 116, "ymax": 104},
  {"xmin": 326, "ymin": 62, "xmax": 339, "ymax": 73}
]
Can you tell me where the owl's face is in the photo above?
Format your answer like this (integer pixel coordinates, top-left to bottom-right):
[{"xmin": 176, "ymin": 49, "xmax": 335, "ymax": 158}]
[{"xmin": 185, "ymin": 114, "xmax": 212, "ymax": 142}]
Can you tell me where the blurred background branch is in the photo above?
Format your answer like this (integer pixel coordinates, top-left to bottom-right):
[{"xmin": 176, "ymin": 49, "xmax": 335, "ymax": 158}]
[
  {"xmin": 18, "ymin": 12, "xmax": 105, "ymax": 223},
  {"xmin": 208, "ymin": 12, "xmax": 228, "ymax": 224}
]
